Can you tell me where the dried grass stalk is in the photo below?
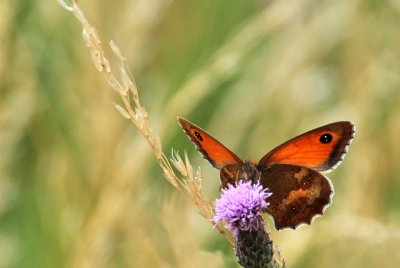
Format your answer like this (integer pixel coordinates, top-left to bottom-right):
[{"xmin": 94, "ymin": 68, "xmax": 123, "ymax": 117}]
[{"xmin": 57, "ymin": 0, "xmax": 232, "ymax": 244}]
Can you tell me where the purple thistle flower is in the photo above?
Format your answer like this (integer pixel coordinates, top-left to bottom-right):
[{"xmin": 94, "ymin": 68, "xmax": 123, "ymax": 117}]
[
  {"xmin": 213, "ymin": 181, "xmax": 280, "ymax": 267},
  {"xmin": 213, "ymin": 181, "xmax": 272, "ymax": 233}
]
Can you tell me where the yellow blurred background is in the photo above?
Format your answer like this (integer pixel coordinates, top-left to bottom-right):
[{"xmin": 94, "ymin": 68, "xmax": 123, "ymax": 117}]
[{"xmin": 1, "ymin": 0, "xmax": 400, "ymax": 267}]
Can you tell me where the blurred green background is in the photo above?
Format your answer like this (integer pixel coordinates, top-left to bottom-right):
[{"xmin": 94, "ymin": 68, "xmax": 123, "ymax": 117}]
[{"xmin": 1, "ymin": 0, "xmax": 400, "ymax": 267}]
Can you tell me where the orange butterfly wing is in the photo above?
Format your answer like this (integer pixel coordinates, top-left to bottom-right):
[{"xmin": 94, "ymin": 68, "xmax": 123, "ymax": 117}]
[
  {"xmin": 258, "ymin": 122, "xmax": 355, "ymax": 172},
  {"xmin": 178, "ymin": 117, "xmax": 243, "ymax": 169}
]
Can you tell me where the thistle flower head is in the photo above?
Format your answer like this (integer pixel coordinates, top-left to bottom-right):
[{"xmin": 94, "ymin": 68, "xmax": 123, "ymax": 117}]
[{"xmin": 213, "ymin": 181, "xmax": 272, "ymax": 233}]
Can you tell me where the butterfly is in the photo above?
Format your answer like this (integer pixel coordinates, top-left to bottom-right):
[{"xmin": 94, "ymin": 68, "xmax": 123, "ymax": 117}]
[{"xmin": 178, "ymin": 117, "xmax": 355, "ymax": 230}]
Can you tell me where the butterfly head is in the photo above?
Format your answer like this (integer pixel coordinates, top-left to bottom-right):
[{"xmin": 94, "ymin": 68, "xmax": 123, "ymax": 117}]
[
  {"xmin": 238, "ymin": 162, "xmax": 261, "ymax": 184},
  {"xmin": 220, "ymin": 162, "xmax": 261, "ymax": 189}
]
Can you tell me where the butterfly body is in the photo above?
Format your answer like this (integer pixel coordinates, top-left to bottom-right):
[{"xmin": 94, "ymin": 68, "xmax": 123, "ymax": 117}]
[
  {"xmin": 220, "ymin": 162, "xmax": 260, "ymax": 187},
  {"xmin": 178, "ymin": 117, "xmax": 354, "ymax": 230}
]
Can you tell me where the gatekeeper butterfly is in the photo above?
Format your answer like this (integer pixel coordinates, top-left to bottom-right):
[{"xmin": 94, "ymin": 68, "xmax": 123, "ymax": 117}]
[{"xmin": 178, "ymin": 117, "xmax": 355, "ymax": 230}]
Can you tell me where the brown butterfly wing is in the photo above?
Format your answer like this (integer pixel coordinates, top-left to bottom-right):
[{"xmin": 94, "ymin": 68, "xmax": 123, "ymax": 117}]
[
  {"xmin": 178, "ymin": 117, "xmax": 243, "ymax": 169},
  {"xmin": 259, "ymin": 164, "xmax": 333, "ymax": 230},
  {"xmin": 258, "ymin": 122, "xmax": 355, "ymax": 172}
]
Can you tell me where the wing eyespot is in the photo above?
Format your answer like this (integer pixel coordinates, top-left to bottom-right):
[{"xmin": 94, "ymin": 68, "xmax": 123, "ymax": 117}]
[
  {"xmin": 319, "ymin": 133, "xmax": 332, "ymax": 144},
  {"xmin": 194, "ymin": 131, "xmax": 203, "ymax": 141}
]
